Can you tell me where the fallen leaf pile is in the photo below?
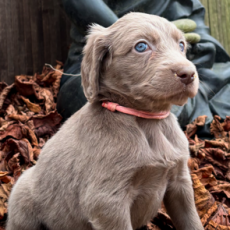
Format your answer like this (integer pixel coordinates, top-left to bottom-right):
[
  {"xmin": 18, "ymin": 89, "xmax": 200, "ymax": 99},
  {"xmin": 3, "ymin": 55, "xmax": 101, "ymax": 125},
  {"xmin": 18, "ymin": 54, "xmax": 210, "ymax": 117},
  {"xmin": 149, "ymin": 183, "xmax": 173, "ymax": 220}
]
[
  {"xmin": 144, "ymin": 115, "xmax": 230, "ymax": 230},
  {"xmin": 0, "ymin": 62, "xmax": 63, "ymax": 226}
]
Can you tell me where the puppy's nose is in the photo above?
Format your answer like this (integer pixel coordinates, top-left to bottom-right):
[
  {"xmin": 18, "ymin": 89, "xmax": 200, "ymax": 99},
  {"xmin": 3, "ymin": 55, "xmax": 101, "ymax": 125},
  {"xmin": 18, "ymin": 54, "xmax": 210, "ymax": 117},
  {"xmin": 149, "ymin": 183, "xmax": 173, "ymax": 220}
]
[{"xmin": 176, "ymin": 67, "xmax": 195, "ymax": 85}]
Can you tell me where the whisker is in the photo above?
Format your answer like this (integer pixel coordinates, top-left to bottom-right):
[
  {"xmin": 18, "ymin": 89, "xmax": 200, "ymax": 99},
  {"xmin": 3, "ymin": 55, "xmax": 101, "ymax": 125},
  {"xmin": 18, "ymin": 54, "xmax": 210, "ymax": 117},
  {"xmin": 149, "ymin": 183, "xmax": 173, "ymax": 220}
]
[{"xmin": 199, "ymin": 79, "xmax": 215, "ymax": 96}]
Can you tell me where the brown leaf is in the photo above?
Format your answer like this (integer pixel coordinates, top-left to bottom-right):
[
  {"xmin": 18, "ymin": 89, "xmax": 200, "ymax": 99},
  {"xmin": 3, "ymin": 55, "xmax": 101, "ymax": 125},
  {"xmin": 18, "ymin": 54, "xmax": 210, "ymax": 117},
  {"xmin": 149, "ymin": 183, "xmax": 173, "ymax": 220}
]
[
  {"xmin": 189, "ymin": 136, "xmax": 205, "ymax": 157},
  {"xmin": 185, "ymin": 123, "xmax": 197, "ymax": 138},
  {"xmin": 52, "ymin": 73, "xmax": 62, "ymax": 98},
  {"xmin": 21, "ymin": 125, "xmax": 38, "ymax": 146},
  {"xmin": 35, "ymin": 125, "xmax": 56, "ymax": 138},
  {"xmin": 206, "ymin": 203, "xmax": 230, "ymax": 227},
  {"xmin": 210, "ymin": 115, "xmax": 227, "ymax": 138},
  {"xmin": 146, "ymin": 223, "xmax": 161, "ymax": 230},
  {"xmin": 205, "ymin": 139, "xmax": 229, "ymax": 151},
  {"xmin": 195, "ymin": 115, "xmax": 208, "ymax": 126},
  {"xmin": 5, "ymin": 104, "xmax": 17, "ymax": 116},
  {"xmin": 210, "ymin": 181, "xmax": 230, "ymax": 199},
  {"xmin": 202, "ymin": 148, "xmax": 229, "ymax": 161},
  {"xmin": 3, "ymin": 138, "xmax": 32, "ymax": 164},
  {"xmin": 0, "ymin": 124, "xmax": 23, "ymax": 140},
  {"xmin": 0, "ymin": 83, "xmax": 8, "ymax": 93},
  {"xmin": 21, "ymin": 96, "xmax": 41, "ymax": 113},
  {"xmin": 33, "ymin": 146, "xmax": 41, "ymax": 160},
  {"xmin": 21, "ymin": 138, "xmax": 34, "ymax": 162},
  {"xmin": 185, "ymin": 115, "xmax": 207, "ymax": 138},
  {"xmin": 192, "ymin": 165, "xmax": 217, "ymax": 187},
  {"xmin": 40, "ymin": 88, "xmax": 54, "ymax": 113},
  {"xmin": 15, "ymin": 75, "xmax": 38, "ymax": 97},
  {"xmin": 31, "ymin": 110, "xmax": 62, "ymax": 128},
  {"xmin": 5, "ymin": 152, "xmax": 21, "ymax": 181},
  {"xmin": 223, "ymin": 117, "xmax": 230, "ymax": 132},
  {"xmin": 188, "ymin": 157, "xmax": 200, "ymax": 171},
  {"xmin": 0, "ymin": 118, "xmax": 15, "ymax": 131},
  {"xmin": 191, "ymin": 174, "xmax": 216, "ymax": 221},
  {"xmin": 0, "ymin": 84, "xmax": 14, "ymax": 110},
  {"xmin": 8, "ymin": 114, "xmax": 30, "ymax": 123},
  {"xmin": 0, "ymin": 172, "xmax": 12, "ymax": 184},
  {"xmin": 153, "ymin": 209, "xmax": 175, "ymax": 230}
]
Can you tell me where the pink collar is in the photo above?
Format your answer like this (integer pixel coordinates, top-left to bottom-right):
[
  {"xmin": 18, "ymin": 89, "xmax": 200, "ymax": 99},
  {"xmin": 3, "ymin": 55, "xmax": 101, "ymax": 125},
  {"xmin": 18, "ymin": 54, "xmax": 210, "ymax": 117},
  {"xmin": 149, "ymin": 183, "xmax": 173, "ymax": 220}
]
[{"xmin": 102, "ymin": 101, "xmax": 170, "ymax": 119}]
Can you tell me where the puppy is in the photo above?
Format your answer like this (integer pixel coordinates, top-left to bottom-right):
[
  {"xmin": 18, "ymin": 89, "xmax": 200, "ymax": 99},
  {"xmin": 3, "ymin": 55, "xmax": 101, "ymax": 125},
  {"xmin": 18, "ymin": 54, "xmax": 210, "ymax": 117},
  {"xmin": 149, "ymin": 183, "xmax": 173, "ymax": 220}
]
[{"xmin": 7, "ymin": 12, "xmax": 203, "ymax": 230}]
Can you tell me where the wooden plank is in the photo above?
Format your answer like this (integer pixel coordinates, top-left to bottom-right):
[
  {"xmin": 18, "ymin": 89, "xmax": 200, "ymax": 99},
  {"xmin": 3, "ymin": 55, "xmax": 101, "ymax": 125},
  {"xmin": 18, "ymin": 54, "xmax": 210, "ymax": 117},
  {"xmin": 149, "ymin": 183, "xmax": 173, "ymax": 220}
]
[
  {"xmin": 216, "ymin": 0, "xmax": 224, "ymax": 48},
  {"xmin": 5, "ymin": 0, "xmax": 16, "ymax": 83},
  {"xmin": 0, "ymin": 0, "xmax": 8, "ymax": 83},
  {"xmin": 41, "ymin": 0, "xmax": 52, "ymax": 65},
  {"xmin": 200, "ymin": 0, "xmax": 210, "ymax": 28},
  {"xmin": 29, "ymin": 0, "xmax": 44, "ymax": 73},
  {"xmin": 0, "ymin": 0, "xmax": 72, "ymax": 83},
  {"xmin": 52, "ymin": 1, "xmax": 62, "ymax": 63},
  {"xmin": 224, "ymin": 0, "xmax": 230, "ymax": 55},
  {"xmin": 59, "ymin": 8, "xmax": 72, "ymax": 63},
  {"xmin": 22, "ymin": 0, "xmax": 33, "ymax": 75},
  {"xmin": 16, "ymin": 0, "xmax": 26, "ymax": 76},
  {"xmin": 208, "ymin": 0, "xmax": 221, "ymax": 43},
  {"xmin": 221, "ymin": 0, "xmax": 229, "ymax": 54}
]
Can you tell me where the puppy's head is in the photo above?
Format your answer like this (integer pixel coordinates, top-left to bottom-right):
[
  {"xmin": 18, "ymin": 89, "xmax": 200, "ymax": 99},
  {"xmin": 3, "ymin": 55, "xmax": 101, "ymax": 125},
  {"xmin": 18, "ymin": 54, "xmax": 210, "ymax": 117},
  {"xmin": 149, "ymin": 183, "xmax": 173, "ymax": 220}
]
[{"xmin": 81, "ymin": 12, "xmax": 199, "ymax": 112}]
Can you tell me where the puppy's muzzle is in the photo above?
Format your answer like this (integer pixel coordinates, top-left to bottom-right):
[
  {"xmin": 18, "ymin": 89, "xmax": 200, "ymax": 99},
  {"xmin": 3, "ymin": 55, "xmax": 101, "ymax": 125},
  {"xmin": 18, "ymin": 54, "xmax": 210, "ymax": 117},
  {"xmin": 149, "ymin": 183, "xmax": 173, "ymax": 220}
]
[{"xmin": 175, "ymin": 66, "xmax": 195, "ymax": 85}]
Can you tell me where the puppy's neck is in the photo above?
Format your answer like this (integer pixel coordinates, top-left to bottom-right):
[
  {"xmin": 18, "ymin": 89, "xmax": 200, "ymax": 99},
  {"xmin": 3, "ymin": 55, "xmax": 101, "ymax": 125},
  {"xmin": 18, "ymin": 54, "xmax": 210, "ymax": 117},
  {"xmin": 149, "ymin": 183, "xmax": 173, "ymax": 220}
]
[{"xmin": 99, "ymin": 91, "xmax": 172, "ymax": 114}]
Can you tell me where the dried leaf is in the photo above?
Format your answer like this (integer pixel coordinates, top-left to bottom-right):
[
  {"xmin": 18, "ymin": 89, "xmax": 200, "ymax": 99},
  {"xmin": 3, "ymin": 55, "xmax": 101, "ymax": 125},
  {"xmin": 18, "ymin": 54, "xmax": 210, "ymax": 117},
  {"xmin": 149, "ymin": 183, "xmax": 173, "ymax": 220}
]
[
  {"xmin": 210, "ymin": 115, "xmax": 227, "ymax": 138},
  {"xmin": 21, "ymin": 125, "xmax": 38, "ymax": 146},
  {"xmin": 0, "ymin": 83, "xmax": 7, "ymax": 93},
  {"xmin": 15, "ymin": 75, "xmax": 38, "ymax": 97},
  {"xmin": 223, "ymin": 117, "xmax": 230, "ymax": 132},
  {"xmin": 21, "ymin": 96, "xmax": 41, "ymax": 113},
  {"xmin": 0, "ymin": 84, "xmax": 14, "ymax": 110},
  {"xmin": 32, "ymin": 146, "xmax": 41, "ymax": 160},
  {"xmin": 0, "ymin": 118, "xmax": 15, "ymax": 131},
  {"xmin": 191, "ymin": 174, "xmax": 215, "ymax": 221},
  {"xmin": 6, "ymin": 152, "xmax": 21, "ymax": 181},
  {"xmin": 185, "ymin": 115, "xmax": 207, "ymax": 138},
  {"xmin": 205, "ymin": 139, "xmax": 229, "ymax": 151},
  {"xmin": 210, "ymin": 181, "xmax": 230, "ymax": 199},
  {"xmin": 192, "ymin": 165, "xmax": 217, "ymax": 187},
  {"xmin": 195, "ymin": 115, "xmax": 208, "ymax": 126},
  {"xmin": 0, "ymin": 124, "xmax": 23, "ymax": 140},
  {"xmin": 31, "ymin": 110, "xmax": 62, "ymax": 128},
  {"xmin": 3, "ymin": 138, "xmax": 32, "ymax": 164},
  {"xmin": 206, "ymin": 203, "xmax": 230, "ymax": 228},
  {"xmin": 0, "ymin": 63, "xmax": 63, "ymax": 228},
  {"xmin": 39, "ymin": 88, "xmax": 54, "ymax": 113},
  {"xmin": 8, "ymin": 114, "xmax": 30, "ymax": 123},
  {"xmin": 5, "ymin": 104, "xmax": 17, "ymax": 116},
  {"xmin": 146, "ymin": 223, "xmax": 161, "ymax": 230}
]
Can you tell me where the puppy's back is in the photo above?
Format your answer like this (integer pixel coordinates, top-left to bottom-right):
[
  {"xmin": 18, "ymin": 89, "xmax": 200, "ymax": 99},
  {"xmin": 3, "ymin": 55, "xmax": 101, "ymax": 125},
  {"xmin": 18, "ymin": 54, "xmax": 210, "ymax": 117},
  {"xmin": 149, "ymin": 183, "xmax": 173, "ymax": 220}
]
[{"xmin": 8, "ymin": 102, "xmax": 144, "ymax": 230}]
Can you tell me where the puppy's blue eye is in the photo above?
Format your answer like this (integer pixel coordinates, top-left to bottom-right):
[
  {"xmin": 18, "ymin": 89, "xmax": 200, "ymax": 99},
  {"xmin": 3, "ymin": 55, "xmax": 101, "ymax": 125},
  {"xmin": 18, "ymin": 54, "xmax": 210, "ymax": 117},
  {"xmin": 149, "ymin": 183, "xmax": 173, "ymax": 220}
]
[
  {"xmin": 135, "ymin": 42, "xmax": 148, "ymax": 52},
  {"xmin": 179, "ymin": 42, "xmax": 185, "ymax": 52}
]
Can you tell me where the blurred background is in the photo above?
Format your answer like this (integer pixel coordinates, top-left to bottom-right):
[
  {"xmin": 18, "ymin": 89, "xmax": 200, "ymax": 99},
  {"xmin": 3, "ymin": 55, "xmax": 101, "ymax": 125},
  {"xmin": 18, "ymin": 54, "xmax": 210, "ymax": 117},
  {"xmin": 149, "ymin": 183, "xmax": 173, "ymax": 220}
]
[{"xmin": 0, "ymin": 0, "xmax": 229, "ymax": 84}]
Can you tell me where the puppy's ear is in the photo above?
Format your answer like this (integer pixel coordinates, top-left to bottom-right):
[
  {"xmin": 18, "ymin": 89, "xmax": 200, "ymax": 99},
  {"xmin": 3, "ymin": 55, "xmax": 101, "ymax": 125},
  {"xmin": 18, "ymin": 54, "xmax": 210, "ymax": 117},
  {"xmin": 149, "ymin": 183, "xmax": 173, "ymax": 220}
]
[{"xmin": 81, "ymin": 24, "xmax": 109, "ymax": 103}]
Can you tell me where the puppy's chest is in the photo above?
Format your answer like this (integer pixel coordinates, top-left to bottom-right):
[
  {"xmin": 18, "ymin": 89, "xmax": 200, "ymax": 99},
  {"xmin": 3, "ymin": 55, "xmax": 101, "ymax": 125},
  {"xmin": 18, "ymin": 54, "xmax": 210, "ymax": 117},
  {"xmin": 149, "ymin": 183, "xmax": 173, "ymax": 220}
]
[
  {"xmin": 131, "ymin": 120, "xmax": 189, "ymax": 196},
  {"xmin": 138, "ymin": 117, "xmax": 189, "ymax": 166}
]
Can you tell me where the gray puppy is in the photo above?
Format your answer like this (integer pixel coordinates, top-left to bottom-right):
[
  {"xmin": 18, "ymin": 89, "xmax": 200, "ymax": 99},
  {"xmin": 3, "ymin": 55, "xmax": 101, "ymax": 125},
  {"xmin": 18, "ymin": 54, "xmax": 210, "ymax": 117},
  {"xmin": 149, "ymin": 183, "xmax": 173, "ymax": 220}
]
[{"xmin": 7, "ymin": 12, "xmax": 204, "ymax": 230}]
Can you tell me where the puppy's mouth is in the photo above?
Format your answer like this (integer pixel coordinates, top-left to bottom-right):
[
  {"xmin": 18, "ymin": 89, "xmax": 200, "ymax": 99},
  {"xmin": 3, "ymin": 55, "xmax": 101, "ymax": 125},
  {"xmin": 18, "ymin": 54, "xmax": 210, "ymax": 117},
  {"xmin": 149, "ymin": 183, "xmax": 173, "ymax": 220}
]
[{"xmin": 170, "ymin": 79, "xmax": 199, "ymax": 106}]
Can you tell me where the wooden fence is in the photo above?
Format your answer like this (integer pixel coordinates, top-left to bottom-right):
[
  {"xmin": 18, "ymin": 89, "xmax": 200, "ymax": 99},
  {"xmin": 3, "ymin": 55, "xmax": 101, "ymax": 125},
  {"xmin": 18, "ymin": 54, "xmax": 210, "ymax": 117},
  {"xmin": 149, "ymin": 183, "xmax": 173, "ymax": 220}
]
[
  {"xmin": 200, "ymin": 0, "xmax": 230, "ymax": 56},
  {"xmin": 0, "ymin": 0, "xmax": 229, "ymax": 83},
  {"xmin": 0, "ymin": 0, "xmax": 71, "ymax": 84}
]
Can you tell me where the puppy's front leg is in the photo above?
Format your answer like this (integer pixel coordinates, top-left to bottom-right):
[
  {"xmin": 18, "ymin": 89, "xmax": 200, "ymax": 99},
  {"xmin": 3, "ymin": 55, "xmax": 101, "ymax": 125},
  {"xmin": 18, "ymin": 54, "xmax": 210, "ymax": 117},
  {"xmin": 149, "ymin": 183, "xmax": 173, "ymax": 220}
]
[
  {"xmin": 87, "ymin": 197, "xmax": 133, "ymax": 230},
  {"xmin": 163, "ymin": 159, "xmax": 204, "ymax": 230}
]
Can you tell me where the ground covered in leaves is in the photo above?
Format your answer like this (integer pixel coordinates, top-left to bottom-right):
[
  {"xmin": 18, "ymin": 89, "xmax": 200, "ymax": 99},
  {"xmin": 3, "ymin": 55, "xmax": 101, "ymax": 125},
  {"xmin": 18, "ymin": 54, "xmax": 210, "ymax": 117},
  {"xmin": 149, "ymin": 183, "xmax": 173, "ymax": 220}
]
[
  {"xmin": 0, "ymin": 64, "xmax": 230, "ymax": 229},
  {"xmin": 0, "ymin": 62, "xmax": 63, "ymax": 228}
]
